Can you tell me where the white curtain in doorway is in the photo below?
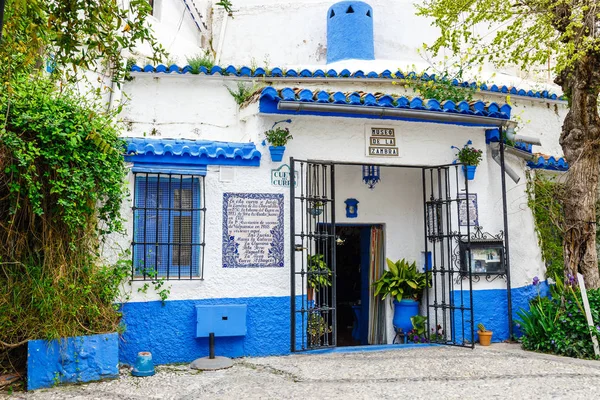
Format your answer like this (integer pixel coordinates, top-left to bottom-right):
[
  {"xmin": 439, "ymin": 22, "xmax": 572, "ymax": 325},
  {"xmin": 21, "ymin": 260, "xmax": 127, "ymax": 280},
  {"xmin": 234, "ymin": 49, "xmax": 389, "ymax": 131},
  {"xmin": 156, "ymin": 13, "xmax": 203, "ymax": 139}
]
[{"xmin": 368, "ymin": 226, "xmax": 385, "ymax": 344}]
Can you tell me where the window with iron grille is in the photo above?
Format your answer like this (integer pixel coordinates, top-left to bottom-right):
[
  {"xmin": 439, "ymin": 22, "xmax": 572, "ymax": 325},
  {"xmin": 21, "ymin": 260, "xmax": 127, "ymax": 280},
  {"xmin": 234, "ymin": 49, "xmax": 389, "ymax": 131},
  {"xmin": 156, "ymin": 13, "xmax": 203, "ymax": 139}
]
[{"xmin": 132, "ymin": 173, "xmax": 206, "ymax": 280}]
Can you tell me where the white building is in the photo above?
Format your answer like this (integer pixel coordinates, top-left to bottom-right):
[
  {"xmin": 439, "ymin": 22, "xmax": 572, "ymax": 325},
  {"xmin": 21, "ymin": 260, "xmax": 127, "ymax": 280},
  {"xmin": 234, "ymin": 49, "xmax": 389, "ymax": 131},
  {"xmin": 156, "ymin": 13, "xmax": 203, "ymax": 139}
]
[{"xmin": 114, "ymin": 0, "xmax": 568, "ymax": 365}]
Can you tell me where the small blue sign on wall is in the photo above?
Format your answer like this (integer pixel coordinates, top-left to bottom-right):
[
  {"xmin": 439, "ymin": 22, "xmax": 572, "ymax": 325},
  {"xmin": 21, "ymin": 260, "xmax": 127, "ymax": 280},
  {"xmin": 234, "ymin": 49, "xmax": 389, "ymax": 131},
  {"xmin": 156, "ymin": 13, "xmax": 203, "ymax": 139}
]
[{"xmin": 345, "ymin": 198, "xmax": 359, "ymax": 218}]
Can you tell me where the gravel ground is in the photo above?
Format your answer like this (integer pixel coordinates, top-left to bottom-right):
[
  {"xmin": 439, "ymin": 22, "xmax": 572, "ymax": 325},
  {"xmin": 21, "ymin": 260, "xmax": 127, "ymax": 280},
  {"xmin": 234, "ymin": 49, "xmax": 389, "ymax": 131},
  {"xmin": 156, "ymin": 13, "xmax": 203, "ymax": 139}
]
[{"xmin": 4, "ymin": 344, "xmax": 600, "ymax": 400}]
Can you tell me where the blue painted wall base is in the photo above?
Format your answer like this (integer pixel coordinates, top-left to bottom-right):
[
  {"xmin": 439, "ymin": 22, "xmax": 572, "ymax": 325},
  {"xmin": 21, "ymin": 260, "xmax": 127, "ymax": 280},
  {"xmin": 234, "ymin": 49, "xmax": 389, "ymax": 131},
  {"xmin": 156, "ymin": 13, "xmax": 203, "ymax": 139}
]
[
  {"xmin": 452, "ymin": 282, "xmax": 549, "ymax": 343},
  {"xmin": 27, "ymin": 333, "xmax": 119, "ymax": 391},
  {"xmin": 120, "ymin": 296, "xmax": 301, "ymax": 365}
]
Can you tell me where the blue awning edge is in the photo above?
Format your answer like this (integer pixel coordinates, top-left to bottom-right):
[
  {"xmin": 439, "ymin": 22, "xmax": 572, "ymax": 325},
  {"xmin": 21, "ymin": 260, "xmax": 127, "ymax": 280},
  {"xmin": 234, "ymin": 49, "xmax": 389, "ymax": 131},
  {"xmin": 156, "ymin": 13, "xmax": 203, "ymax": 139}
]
[
  {"xmin": 124, "ymin": 138, "xmax": 262, "ymax": 172},
  {"xmin": 527, "ymin": 156, "xmax": 569, "ymax": 171}
]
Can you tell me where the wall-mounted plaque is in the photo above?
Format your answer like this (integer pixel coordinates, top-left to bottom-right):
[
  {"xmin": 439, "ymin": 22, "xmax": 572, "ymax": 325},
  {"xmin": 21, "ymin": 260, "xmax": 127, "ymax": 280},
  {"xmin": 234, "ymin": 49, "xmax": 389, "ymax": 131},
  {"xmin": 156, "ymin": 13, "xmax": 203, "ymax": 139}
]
[
  {"xmin": 459, "ymin": 240, "xmax": 505, "ymax": 275},
  {"xmin": 222, "ymin": 193, "xmax": 284, "ymax": 268},
  {"xmin": 458, "ymin": 193, "xmax": 478, "ymax": 226},
  {"xmin": 366, "ymin": 126, "xmax": 399, "ymax": 157}
]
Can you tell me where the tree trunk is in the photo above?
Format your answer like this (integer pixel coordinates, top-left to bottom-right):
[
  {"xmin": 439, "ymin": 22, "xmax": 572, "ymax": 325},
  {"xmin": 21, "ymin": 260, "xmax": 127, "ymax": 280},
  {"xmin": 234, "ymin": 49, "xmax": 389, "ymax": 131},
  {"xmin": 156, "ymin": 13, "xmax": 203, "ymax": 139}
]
[{"xmin": 557, "ymin": 58, "xmax": 600, "ymax": 289}]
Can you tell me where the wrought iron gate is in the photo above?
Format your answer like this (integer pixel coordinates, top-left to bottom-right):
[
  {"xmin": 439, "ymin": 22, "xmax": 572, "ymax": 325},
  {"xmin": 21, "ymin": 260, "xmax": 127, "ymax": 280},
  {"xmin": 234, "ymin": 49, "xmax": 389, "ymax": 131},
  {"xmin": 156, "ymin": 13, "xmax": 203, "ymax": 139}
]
[
  {"xmin": 290, "ymin": 158, "xmax": 336, "ymax": 351},
  {"xmin": 423, "ymin": 164, "xmax": 474, "ymax": 348}
]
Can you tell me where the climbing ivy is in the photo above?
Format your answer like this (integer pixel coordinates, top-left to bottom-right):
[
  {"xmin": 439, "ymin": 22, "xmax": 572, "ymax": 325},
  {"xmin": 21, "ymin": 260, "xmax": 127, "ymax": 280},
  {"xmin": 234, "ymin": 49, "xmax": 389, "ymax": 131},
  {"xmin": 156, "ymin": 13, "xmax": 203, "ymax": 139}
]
[{"xmin": 526, "ymin": 173, "xmax": 566, "ymax": 279}]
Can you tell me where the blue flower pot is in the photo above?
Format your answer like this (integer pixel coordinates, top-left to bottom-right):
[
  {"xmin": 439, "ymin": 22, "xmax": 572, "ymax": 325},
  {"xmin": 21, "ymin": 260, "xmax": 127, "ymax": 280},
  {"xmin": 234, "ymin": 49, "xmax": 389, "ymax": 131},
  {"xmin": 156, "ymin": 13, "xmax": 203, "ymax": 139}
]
[
  {"xmin": 269, "ymin": 146, "xmax": 286, "ymax": 162},
  {"xmin": 463, "ymin": 165, "xmax": 477, "ymax": 181},
  {"xmin": 132, "ymin": 351, "xmax": 155, "ymax": 377},
  {"xmin": 392, "ymin": 299, "xmax": 419, "ymax": 333}
]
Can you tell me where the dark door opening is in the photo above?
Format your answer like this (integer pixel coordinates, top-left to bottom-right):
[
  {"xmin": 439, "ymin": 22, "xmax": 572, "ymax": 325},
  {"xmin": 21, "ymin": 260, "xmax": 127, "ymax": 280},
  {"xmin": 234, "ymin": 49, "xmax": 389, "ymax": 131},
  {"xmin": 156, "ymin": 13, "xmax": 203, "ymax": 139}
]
[{"xmin": 335, "ymin": 225, "xmax": 372, "ymax": 346}]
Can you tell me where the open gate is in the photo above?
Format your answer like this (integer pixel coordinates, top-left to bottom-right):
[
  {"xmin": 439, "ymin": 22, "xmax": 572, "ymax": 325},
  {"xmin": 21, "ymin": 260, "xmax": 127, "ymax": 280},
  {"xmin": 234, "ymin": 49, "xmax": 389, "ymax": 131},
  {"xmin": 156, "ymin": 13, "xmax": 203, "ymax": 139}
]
[
  {"xmin": 290, "ymin": 158, "xmax": 336, "ymax": 351},
  {"xmin": 423, "ymin": 164, "xmax": 474, "ymax": 347}
]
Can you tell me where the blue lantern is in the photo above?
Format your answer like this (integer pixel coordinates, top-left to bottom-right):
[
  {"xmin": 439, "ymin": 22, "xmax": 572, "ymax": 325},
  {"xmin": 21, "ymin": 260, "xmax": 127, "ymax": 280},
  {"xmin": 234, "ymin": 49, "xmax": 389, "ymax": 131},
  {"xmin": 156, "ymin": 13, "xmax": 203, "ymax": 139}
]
[{"xmin": 362, "ymin": 165, "xmax": 380, "ymax": 190}]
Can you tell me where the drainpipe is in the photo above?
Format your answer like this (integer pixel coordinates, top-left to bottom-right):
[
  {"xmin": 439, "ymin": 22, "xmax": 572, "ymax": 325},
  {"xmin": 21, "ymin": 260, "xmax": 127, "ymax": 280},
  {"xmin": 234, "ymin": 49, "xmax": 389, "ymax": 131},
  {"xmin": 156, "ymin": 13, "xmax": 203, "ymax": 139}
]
[
  {"xmin": 215, "ymin": 9, "xmax": 230, "ymax": 65},
  {"xmin": 499, "ymin": 128, "xmax": 514, "ymax": 340}
]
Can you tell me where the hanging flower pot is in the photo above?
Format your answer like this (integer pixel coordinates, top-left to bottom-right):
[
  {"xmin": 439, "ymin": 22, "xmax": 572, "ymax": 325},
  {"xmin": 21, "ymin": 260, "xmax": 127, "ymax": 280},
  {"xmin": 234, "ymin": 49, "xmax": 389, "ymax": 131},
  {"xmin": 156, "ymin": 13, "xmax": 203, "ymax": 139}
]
[
  {"xmin": 269, "ymin": 145, "xmax": 286, "ymax": 162},
  {"xmin": 463, "ymin": 165, "xmax": 477, "ymax": 181},
  {"xmin": 265, "ymin": 124, "xmax": 293, "ymax": 163},
  {"xmin": 452, "ymin": 140, "xmax": 482, "ymax": 181}
]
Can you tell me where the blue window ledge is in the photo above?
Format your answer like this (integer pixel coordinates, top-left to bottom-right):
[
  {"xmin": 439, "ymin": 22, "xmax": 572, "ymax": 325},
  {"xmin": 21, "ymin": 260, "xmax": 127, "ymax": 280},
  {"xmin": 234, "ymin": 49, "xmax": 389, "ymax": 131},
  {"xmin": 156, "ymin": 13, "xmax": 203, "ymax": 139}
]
[{"xmin": 124, "ymin": 138, "xmax": 261, "ymax": 171}]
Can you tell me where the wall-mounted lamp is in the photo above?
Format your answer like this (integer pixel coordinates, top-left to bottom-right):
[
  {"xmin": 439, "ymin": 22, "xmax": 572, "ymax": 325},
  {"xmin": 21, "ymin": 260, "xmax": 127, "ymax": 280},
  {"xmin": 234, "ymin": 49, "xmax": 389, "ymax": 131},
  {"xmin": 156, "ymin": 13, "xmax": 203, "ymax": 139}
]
[{"xmin": 362, "ymin": 165, "xmax": 380, "ymax": 190}]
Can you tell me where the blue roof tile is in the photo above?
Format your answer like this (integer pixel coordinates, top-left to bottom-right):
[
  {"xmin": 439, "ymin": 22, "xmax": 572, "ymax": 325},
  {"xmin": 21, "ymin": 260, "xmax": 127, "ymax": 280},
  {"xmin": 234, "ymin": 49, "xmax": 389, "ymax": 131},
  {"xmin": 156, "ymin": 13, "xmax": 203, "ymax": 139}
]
[
  {"xmin": 527, "ymin": 155, "xmax": 569, "ymax": 171},
  {"xmin": 124, "ymin": 138, "xmax": 261, "ymax": 167},
  {"xmin": 130, "ymin": 64, "xmax": 563, "ymax": 101}
]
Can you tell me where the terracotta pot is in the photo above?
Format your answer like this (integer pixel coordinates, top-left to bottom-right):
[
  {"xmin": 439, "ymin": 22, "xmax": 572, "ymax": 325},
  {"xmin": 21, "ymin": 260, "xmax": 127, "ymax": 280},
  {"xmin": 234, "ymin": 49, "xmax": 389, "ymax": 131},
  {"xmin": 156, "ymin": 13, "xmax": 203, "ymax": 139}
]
[
  {"xmin": 307, "ymin": 288, "xmax": 314, "ymax": 302},
  {"xmin": 478, "ymin": 330, "xmax": 493, "ymax": 346}
]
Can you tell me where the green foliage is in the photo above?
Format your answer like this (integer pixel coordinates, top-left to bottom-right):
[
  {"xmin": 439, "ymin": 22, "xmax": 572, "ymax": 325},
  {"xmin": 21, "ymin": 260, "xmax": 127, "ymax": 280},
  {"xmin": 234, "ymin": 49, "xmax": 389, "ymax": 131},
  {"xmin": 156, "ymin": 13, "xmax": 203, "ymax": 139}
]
[
  {"xmin": 307, "ymin": 254, "xmax": 332, "ymax": 291},
  {"xmin": 526, "ymin": 173, "xmax": 566, "ymax": 279},
  {"xmin": 0, "ymin": 77, "xmax": 130, "ymax": 349},
  {"xmin": 517, "ymin": 287, "xmax": 600, "ymax": 359},
  {"xmin": 1, "ymin": 0, "xmax": 166, "ymax": 86},
  {"xmin": 187, "ymin": 51, "xmax": 215, "ymax": 74},
  {"xmin": 216, "ymin": 0, "xmax": 235, "ymax": 15},
  {"xmin": 373, "ymin": 259, "xmax": 431, "ymax": 302},
  {"xmin": 307, "ymin": 312, "xmax": 332, "ymax": 346},
  {"xmin": 401, "ymin": 74, "xmax": 477, "ymax": 103},
  {"xmin": 452, "ymin": 141, "xmax": 483, "ymax": 166},
  {"xmin": 227, "ymin": 82, "xmax": 260, "ymax": 106},
  {"xmin": 415, "ymin": 0, "xmax": 597, "ymax": 79},
  {"xmin": 264, "ymin": 127, "xmax": 293, "ymax": 147},
  {"xmin": 477, "ymin": 323, "xmax": 487, "ymax": 332},
  {"xmin": 406, "ymin": 315, "xmax": 428, "ymax": 343}
]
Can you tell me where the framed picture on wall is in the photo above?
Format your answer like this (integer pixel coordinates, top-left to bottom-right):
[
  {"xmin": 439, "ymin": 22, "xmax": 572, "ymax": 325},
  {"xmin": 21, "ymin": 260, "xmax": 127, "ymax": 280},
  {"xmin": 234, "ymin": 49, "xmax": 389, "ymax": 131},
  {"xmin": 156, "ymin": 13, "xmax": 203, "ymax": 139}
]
[{"xmin": 459, "ymin": 240, "xmax": 505, "ymax": 275}]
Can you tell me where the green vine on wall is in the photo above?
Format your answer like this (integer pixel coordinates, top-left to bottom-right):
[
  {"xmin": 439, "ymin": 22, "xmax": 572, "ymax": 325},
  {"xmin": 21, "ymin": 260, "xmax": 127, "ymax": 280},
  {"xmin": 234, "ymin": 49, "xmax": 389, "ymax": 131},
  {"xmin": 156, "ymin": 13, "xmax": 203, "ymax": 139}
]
[{"xmin": 526, "ymin": 172, "xmax": 566, "ymax": 279}]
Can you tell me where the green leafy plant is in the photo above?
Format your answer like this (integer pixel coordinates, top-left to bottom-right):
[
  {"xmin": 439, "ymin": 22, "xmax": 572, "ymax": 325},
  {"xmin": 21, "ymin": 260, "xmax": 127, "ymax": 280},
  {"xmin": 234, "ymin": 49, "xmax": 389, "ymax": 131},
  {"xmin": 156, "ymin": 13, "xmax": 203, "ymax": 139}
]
[
  {"xmin": 307, "ymin": 254, "xmax": 332, "ymax": 291},
  {"xmin": 187, "ymin": 50, "xmax": 214, "ymax": 74},
  {"xmin": 216, "ymin": 0, "xmax": 234, "ymax": 15},
  {"xmin": 227, "ymin": 82, "xmax": 260, "ymax": 106},
  {"xmin": 452, "ymin": 140, "xmax": 483, "ymax": 166},
  {"xmin": 407, "ymin": 315, "xmax": 428, "ymax": 343},
  {"xmin": 307, "ymin": 312, "xmax": 332, "ymax": 347},
  {"xmin": 516, "ymin": 278, "xmax": 600, "ymax": 359},
  {"xmin": 264, "ymin": 127, "xmax": 293, "ymax": 147},
  {"xmin": 401, "ymin": 73, "xmax": 477, "ymax": 103},
  {"xmin": 373, "ymin": 259, "xmax": 431, "ymax": 302}
]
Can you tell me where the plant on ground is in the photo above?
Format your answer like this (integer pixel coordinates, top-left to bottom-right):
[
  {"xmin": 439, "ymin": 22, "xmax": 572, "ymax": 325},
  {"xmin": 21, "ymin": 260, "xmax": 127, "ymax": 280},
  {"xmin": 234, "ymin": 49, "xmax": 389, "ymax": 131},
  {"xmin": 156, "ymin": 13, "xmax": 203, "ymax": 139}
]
[
  {"xmin": 373, "ymin": 258, "xmax": 431, "ymax": 302},
  {"xmin": 187, "ymin": 50, "xmax": 215, "ymax": 74},
  {"xmin": 452, "ymin": 140, "xmax": 483, "ymax": 166},
  {"xmin": 264, "ymin": 127, "xmax": 293, "ymax": 147},
  {"xmin": 417, "ymin": 0, "xmax": 600, "ymax": 288},
  {"xmin": 307, "ymin": 312, "xmax": 332, "ymax": 347},
  {"xmin": 516, "ymin": 276, "xmax": 600, "ymax": 359},
  {"xmin": 0, "ymin": 0, "xmax": 165, "ymax": 375}
]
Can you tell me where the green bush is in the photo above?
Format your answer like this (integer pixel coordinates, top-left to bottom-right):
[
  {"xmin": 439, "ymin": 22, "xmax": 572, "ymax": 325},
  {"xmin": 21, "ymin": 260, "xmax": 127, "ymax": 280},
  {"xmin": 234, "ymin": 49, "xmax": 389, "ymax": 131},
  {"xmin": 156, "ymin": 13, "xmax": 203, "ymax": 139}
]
[{"xmin": 517, "ymin": 282, "xmax": 600, "ymax": 359}]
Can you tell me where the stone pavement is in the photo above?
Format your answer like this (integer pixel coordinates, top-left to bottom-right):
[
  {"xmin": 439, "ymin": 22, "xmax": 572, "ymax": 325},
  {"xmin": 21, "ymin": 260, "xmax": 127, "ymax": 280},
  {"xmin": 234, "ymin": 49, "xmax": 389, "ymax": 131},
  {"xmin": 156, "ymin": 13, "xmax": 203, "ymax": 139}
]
[{"xmin": 5, "ymin": 344, "xmax": 600, "ymax": 399}]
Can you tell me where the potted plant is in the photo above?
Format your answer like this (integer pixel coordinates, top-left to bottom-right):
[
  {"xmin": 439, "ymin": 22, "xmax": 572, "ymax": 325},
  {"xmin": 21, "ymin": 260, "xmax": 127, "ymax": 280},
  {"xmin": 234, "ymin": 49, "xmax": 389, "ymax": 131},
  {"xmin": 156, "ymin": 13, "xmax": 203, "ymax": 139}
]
[
  {"xmin": 308, "ymin": 200, "xmax": 325, "ymax": 217},
  {"xmin": 264, "ymin": 126, "xmax": 293, "ymax": 162},
  {"xmin": 452, "ymin": 140, "xmax": 483, "ymax": 180},
  {"xmin": 373, "ymin": 258, "xmax": 431, "ymax": 334},
  {"xmin": 477, "ymin": 323, "xmax": 493, "ymax": 346},
  {"xmin": 307, "ymin": 311, "xmax": 332, "ymax": 347},
  {"xmin": 307, "ymin": 254, "xmax": 332, "ymax": 301}
]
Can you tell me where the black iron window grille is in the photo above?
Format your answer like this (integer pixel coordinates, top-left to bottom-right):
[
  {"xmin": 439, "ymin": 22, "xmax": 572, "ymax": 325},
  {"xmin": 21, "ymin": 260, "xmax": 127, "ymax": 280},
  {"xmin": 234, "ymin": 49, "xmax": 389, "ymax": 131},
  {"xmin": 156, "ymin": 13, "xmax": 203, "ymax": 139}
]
[{"xmin": 132, "ymin": 172, "xmax": 206, "ymax": 280}]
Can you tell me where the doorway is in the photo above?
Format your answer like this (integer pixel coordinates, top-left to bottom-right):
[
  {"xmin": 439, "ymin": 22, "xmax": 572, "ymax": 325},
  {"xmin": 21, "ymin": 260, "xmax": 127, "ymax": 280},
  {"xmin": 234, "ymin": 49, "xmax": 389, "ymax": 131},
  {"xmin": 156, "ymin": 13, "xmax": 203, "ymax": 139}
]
[{"xmin": 335, "ymin": 225, "xmax": 372, "ymax": 346}]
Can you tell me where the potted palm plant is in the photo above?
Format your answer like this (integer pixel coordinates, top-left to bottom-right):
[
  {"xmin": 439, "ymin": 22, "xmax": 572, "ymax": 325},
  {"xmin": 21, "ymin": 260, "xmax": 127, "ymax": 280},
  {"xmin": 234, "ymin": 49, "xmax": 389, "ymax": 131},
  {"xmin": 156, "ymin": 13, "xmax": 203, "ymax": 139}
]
[
  {"xmin": 452, "ymin": 140, "xmax": 483, "ymax": 180},
  {"xmin": 373, "ymin": 258, "xmax": 431, "ymax": 334},
  {"xmin": 264, "ymin": 126, "xmax": 293, "ymax": 162},
  {"xmin": 307, "ymin": 254, "xmax": 331, "ymax": 302}
]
